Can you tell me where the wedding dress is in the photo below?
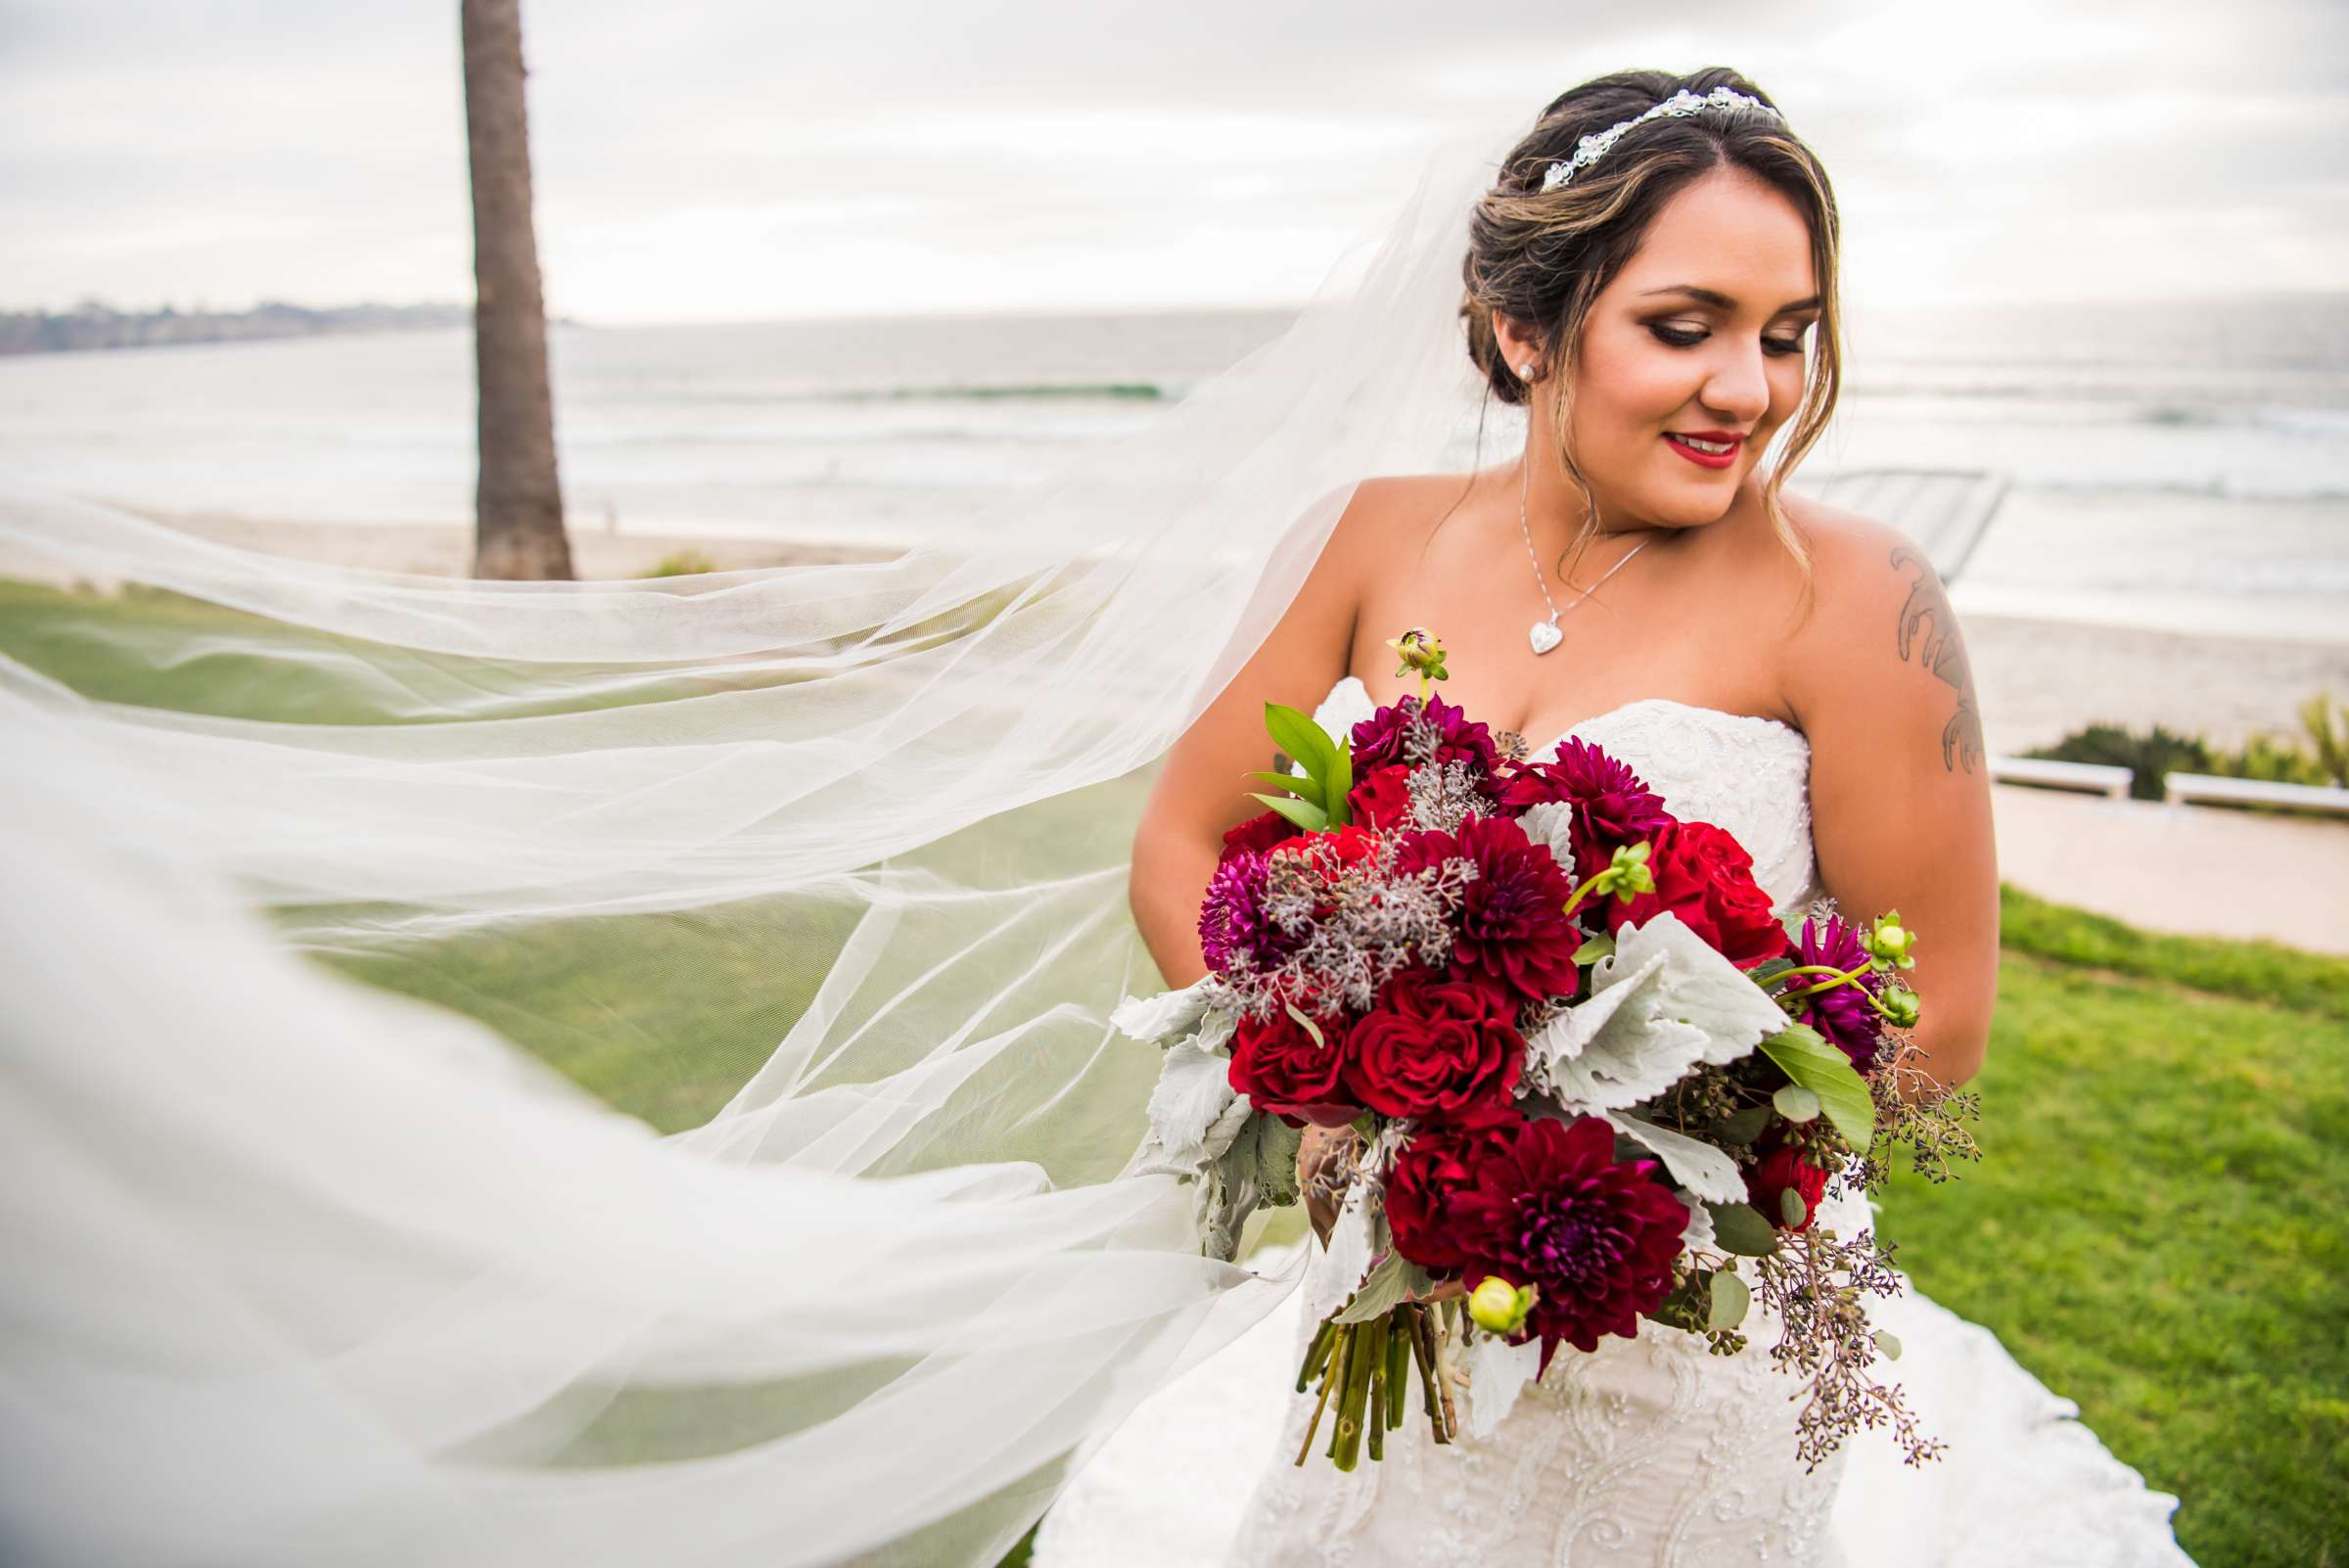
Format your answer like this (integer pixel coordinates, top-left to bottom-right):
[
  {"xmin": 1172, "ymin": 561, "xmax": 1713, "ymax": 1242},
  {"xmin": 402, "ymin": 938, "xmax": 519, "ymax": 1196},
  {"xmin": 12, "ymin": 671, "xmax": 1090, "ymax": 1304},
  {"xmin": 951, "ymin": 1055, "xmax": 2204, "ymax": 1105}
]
[{"xmin": 1033, "ymin": 676, "xmax": 2198, "ymax": 1568}]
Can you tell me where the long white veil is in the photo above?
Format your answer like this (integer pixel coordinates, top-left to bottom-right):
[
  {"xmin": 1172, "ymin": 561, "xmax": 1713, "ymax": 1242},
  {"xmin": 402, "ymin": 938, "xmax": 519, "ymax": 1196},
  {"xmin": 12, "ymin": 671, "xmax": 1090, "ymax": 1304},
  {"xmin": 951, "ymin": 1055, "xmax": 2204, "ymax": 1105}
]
[{"xmin": 0, "ymin": 113, "xmax": 1537, "ymax": 1565}]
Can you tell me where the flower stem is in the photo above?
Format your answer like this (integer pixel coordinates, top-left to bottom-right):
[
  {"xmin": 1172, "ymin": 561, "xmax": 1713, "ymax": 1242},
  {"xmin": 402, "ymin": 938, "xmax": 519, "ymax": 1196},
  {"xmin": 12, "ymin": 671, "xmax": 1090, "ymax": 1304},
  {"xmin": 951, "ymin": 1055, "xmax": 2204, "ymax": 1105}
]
[
  {"xmin": 1406, "ymin": 1304, "xmax": 1451, "ymax": 1444},
  {"xmin": 1385, "ymin": 1311, "xmax": 1411, "ymax": 1430},
  {"xmin": 1780, "ymin": 960, "xmax": 1875, "ymax": 1003},
  {"xmin": 1332, "ymin": 1312, "xmax": 1379, "ymax": 1470},
  {"xmin": 1296, "ymin": 1323, "xmax": 1350, "ymax": 1467},
  {"xmin": 1294, "ymin": 1317, "xmax": 1335, "ymax": 1395}
]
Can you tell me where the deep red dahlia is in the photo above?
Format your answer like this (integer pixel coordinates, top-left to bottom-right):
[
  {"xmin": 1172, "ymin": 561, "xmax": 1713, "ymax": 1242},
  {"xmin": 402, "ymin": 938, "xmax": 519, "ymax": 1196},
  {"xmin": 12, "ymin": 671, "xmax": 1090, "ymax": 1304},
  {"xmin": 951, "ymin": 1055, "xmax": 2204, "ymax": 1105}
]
[
  {"xmin": 1385, "ymin": 1101, "xmax": 1525, "ymax": 1272},
  {"xmin": 1790, "ymin": 910, "xmax": 1890, "ymax": 1074},
  {"xmin": 1349, "ymin": 692, "xmax": 1501, "ymax": 777},
  {"xmin": 1602, "ymin": 818, "xmax": 1787, "ymax": 969},
  {"xmin": 1495, "ymin": 737, "xmax": 1674, "ymax": 854},
  {"xmin": 1341, "ymin": 968, "xmax": 1523, "ymax": 1121},
  {"xmin": 1226, "ymin": 1004, "xmax": 1359, "ymax": 1129},
  {"xmin": 1449, "ymin": 1114, "xmax": 1691, "ymax": 1370},
  {"xmin": 1397, "ymin": 814, "xmax": 1582, "ymax": 1006}
]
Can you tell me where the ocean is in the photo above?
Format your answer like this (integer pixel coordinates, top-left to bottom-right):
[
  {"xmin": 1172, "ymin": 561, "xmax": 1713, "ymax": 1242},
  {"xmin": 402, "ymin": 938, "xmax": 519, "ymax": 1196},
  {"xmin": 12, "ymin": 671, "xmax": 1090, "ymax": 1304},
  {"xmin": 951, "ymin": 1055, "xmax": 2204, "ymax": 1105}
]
[{"xmin": 0, "ymin": 293, "xmax": 2343, "ymax": 641}]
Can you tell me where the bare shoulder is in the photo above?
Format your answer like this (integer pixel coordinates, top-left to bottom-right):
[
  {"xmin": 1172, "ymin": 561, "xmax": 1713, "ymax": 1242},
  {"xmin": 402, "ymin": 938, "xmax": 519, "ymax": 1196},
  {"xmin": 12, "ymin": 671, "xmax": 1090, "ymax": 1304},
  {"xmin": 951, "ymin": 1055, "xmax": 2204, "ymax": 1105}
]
[
  {"xmin": 1778, "ymin": 487, "xmax": 1986, "ymax": 775},
  {"xmin": 1338, "ymin": 471, "xmax": 1484, "ymax": 554}
]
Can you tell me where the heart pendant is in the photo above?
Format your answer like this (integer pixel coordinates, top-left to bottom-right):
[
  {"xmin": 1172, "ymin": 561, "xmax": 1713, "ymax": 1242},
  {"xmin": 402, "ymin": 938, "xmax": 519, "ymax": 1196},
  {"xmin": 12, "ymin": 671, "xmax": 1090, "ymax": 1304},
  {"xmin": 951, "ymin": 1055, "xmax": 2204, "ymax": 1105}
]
[{"xmin": 1528, "ymin": 620, "xmax": 1563, "ymax": 656}]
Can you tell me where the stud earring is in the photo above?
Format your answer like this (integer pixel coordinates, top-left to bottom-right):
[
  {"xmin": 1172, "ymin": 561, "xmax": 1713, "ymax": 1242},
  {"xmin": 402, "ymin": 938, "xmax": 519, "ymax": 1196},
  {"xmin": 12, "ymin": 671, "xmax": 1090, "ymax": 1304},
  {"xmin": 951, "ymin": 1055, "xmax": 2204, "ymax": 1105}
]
[{"xmin": 1515, "ymin": 361, "xmax": 1534, "ymax": 380}]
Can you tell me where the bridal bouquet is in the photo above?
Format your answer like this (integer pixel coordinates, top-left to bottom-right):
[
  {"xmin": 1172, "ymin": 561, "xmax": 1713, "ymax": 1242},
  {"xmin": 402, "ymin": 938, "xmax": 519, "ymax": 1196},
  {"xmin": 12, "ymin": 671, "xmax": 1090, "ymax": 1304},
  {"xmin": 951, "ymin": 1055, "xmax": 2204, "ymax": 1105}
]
[{"xmin": 1114, "ymin": 628, "xmax": 1979, "ymax": 1473}]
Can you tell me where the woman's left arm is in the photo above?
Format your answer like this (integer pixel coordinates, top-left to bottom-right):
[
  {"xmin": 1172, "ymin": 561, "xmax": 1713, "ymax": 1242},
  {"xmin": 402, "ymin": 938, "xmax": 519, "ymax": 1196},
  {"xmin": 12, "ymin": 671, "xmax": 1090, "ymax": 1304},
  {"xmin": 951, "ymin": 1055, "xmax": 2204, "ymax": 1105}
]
[{"xmin": 1784, "ymin": 517, "xmax": 2001, "ymax": 1088}]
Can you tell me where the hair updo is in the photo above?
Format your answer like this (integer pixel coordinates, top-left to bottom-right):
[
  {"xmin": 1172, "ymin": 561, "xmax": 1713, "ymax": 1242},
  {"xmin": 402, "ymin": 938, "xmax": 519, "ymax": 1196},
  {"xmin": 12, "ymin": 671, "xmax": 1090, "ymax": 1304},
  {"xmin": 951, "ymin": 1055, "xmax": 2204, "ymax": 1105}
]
[{"xmin": 1459, "ymin": 67, "xmax": 1845, "ymax": 604}]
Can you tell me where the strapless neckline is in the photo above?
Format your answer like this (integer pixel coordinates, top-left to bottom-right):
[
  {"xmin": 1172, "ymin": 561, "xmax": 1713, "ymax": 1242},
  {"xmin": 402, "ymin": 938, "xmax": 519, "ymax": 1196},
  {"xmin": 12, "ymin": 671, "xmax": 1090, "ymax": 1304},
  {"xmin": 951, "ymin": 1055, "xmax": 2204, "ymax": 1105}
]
[
  {"xmin": 1318, "ymin": 675, "xmax": 1806, "ymax": 760},
  {"xmin": 1310, "ymin": 673, "xmax": 1819, "ymax": 913}
]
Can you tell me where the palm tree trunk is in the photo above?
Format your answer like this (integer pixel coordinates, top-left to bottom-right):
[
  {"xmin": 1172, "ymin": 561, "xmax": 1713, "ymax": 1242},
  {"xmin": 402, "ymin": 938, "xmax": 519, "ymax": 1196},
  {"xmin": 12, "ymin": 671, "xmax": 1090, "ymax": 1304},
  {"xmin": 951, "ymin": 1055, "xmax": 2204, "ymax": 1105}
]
[{"xmin": 460, "ymin": 0, "xmax": 574, "ymax": 580}]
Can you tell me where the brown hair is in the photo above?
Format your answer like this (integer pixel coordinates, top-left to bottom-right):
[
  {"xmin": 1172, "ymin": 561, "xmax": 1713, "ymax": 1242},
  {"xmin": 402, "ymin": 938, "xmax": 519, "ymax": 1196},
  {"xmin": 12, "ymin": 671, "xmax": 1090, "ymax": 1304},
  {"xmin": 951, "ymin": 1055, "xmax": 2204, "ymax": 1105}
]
[{"xmin": 1458, "ymin": 67, "xmax": 1844, "ymax": 619}]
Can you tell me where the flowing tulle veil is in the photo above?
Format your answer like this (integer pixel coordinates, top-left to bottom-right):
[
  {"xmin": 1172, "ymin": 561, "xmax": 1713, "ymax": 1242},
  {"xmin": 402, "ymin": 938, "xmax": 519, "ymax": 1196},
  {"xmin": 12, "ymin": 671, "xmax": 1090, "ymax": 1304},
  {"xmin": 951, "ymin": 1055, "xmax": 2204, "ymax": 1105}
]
[{"xmin": 0, "ymin": 106, "xmax": 1681, "ymax": 1565}]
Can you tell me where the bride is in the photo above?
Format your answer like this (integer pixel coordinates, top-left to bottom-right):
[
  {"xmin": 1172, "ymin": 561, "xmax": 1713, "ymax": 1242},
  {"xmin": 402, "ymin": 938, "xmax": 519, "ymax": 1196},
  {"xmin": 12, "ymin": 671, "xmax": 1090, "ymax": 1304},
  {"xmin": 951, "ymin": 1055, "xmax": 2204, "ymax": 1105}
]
[
  {"xmin": 1116, "ymin": 66, "xmax": 1999, "ymax": 1562},
  {"xmin": 1048, "ymin": 69, "xmax": 2190, "ymax": 1567},
  {"xmin": 0, "ymin": 63, "xmax": 2196, "ymax": 1568}
]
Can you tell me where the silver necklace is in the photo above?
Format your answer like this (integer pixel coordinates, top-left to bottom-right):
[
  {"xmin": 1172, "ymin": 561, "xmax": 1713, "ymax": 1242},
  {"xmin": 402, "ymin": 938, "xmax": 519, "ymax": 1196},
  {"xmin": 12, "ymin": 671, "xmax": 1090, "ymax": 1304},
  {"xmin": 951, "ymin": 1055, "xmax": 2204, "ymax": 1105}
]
[{"xmin": 1518, "ymin": 460, "xmax": 1652, "ymax": 656}]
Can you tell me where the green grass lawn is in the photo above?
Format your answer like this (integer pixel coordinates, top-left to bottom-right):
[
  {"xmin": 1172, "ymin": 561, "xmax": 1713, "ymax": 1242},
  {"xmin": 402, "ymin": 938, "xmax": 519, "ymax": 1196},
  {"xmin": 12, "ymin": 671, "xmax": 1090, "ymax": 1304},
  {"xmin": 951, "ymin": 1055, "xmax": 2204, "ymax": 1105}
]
[
  {"xmin": 5, "ymin": 576, "xmax": 2343, "ymax": 1563},
  {"xmin": 1871, "ymin": 887, "xmax": 2347, "ymax": 1567}
]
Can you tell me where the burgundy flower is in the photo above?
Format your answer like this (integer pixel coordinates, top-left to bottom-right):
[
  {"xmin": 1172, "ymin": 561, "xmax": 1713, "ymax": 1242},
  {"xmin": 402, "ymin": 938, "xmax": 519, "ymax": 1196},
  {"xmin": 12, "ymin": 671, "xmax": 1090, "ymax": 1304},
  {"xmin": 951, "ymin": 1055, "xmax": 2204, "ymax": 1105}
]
[
  {"xmin": 1602, "ymin": 819, "xmax": 1787, "ymax": 970},
  {"xmin": 1398, "ymin": 814, "xmax": 1582, "ymax": 1007},
  {"xmin": 1345, "ymin": 763, "xmax": 1415, "ymax": 832},
  {"xmin": 1496, "ymin": 737, "xmax": 1674, "ymax": 856},
  {"xmin": 1341, "ymin": 968, "xmax": 1524, "ymax": 1121},
  {"xmin": 1226, "ymin": 1004, "xmax": 1359, "ymax": 1128},
  {"xmin": 1350, "ymin": 692, "xmax": 1501, "ymax": 777},
  {"xmin": 1449, "ymin": 1114, "xmax": 1691, "ymax": 1370},
  {"xmin": 1747, "ymin": 1137, "xmax": 1832, "ymax": 1232},
  {"xmin": 1789, "ymin": 911, "xmax": 1891, "ymax": 1074},
  {"xmin": 1385, "ymin": 1101, "xmax": 1525, "ymax": 1272},
  {"xmin": 1197, "ymin": 850, "xmax": 1283, "ymax": 976},
  {"xmin": 1219, "ymin": 808, "xmax": 1296, "ymax": 863}
]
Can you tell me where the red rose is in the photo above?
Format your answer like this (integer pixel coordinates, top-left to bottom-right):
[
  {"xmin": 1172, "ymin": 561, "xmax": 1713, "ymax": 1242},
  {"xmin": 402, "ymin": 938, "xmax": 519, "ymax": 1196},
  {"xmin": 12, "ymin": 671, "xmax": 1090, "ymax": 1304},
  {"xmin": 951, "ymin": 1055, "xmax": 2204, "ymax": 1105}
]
[
  {"xmin": 1269, "ymin": 822, "xmax": 1382, "ymax": 869},
  {"xmin": 1602, "ymin": 819, "xmax": 1786, "ymax": 968},
  {"xmin": 1345, "ymin": 763, "xmax": 1414, "ymax": 832},
  {"xmin": 1219, "ymin": 808, "xmax": 1295, "ymax": 863},
  {"xmin": 1227, "ymin": 1005, "xmax": 1359, "ymax": 1128},
  {"xmin": 1746, "ymin": 1141, "xmax": 1831, "ymax": 1231},
  {"xmin": 1385, "ymin": 1101, "xmax": 1524, "ymax": 1272},
  {"xmin": 1341, "ymin": 968, "xmax": 1523, "ymax": 1120}
]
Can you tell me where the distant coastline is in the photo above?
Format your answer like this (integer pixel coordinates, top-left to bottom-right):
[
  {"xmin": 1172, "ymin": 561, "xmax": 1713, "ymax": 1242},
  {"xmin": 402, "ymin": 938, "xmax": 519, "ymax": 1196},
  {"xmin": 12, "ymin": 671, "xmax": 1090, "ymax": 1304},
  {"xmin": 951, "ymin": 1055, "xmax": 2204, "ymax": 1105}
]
[{"xmin": 0, "ymin": 300, "xmax": 576, "ymax": 357}]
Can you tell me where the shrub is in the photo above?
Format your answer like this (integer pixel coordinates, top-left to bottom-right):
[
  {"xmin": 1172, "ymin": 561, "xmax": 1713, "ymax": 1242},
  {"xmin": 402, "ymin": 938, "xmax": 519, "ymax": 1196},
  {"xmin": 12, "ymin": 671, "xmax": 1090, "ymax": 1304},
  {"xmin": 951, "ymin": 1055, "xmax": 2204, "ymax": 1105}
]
[
  {"xmin": 2024, "ymin": 722, "xmax": 2211, "ymax": 802},
  {"xmin": 641, "ymin": 549, "xmax": 720, "ymax": 579}
]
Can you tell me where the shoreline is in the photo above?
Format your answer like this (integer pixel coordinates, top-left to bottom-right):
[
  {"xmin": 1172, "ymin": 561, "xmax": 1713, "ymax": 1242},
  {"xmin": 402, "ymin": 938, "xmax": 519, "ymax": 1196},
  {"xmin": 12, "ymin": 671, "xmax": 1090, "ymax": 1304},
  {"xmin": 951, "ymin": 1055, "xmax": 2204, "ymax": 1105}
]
[{"xmin": 14, "ymin": 505, "xmax": 2348, "ymax": 758}]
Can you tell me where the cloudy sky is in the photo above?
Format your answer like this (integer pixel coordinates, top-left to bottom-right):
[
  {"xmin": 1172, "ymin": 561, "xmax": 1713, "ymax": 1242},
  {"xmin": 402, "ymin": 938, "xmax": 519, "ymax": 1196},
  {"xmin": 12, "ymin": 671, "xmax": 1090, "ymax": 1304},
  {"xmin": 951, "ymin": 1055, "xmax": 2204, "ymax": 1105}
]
[{"xmin": 3, "ymin": 0, "xmax": 2343, "ymax": 323}]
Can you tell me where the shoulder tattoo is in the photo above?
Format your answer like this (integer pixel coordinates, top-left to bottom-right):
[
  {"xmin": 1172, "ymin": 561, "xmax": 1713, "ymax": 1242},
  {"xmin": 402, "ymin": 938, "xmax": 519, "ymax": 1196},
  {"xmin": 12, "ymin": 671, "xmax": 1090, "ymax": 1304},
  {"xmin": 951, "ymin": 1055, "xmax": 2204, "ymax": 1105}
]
[{"xmin": 1890, "ymin": 545, "xmax": 1984, "ymax": 775}]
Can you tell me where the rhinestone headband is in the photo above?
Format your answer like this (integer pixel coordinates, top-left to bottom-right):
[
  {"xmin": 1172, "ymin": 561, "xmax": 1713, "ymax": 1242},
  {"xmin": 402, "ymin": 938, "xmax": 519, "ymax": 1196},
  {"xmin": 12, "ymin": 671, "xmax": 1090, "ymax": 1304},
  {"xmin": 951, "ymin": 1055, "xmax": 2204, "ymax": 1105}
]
[{"xmin": 1540, "ymin": 85, "xmax": 1784, "ymax": 194}]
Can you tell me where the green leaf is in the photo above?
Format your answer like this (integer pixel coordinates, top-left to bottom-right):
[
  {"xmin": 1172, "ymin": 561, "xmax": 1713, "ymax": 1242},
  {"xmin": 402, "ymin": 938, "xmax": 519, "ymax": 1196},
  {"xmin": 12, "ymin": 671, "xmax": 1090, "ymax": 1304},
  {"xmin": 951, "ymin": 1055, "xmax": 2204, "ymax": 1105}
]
[
  {"xmin": 1282, "ymin": 1002, "xmax": 1327, "ymax": 1049},
  {"xmin": 1780, "ymin": 1187, "xmax": 1809, "ymax": 1226},
  {"xmin": 1333, "ymin": 1250, "xmax": 1435, "ymax": 1324},
  {"xmin": 1717, "ymin": 1105, "xmax": 1773, "ymax": 1145},
  {"xmin": 1250, "ymin": 1115, "xmax": 1305, "ymax": 1208},
  {"xmin": 1325, "ymin": 740, "xmax": 1354, "ymax": 829},
  {"xmin": 1748, "ymin": 955, "xmax": 1799, "ymax": 989},
  {"xmin": 1873, "ymin": 1329, "xmax": 1904, "ymax": 1361},
  {"xmin": 1705, "ymin": 1201, "xmax": 1780, "ymax": 1258},
  {"xmin": 1572, "ymin": 933, "xmax": 1616, "ymax": 965},
  {"xmin": 1772, "ymin": 1083, "xmax": 1822, "ymax": 1123},
  {"xmin": 1757, "ymin": 1023, "xmax": 1875, "ymax": 1154},
  {"xmin": 1246, "ymin": 769, "xmax": 1322, "ymax": 811},
  {"xmin": 1650, "ymin": 1273, "xmax": 1708, "ymax": 1334},
  {"xmin": 1249, "ymin": 792, "xmax": 1328, "ymax": 834},
  {"xmin": 1706, "ymin": 1268, "xmax": 1751, "ymax": 1330},
  {"xmin": 1265, "ymin": 702, "xmax": 1338, "ymax": 785}
]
